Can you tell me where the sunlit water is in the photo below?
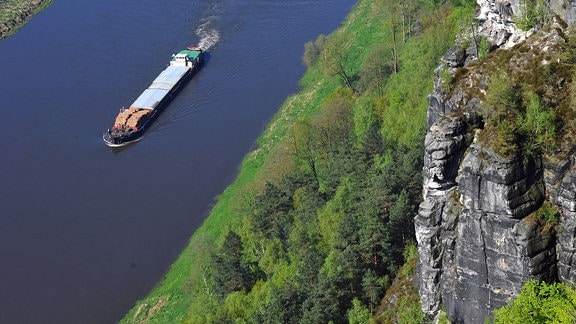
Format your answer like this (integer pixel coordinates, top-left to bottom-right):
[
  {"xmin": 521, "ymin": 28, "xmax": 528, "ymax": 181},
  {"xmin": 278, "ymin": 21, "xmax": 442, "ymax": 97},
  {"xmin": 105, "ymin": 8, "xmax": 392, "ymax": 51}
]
[{"xmin": 0, "ymin": 0, "xmax": 355, "ymax": 322}]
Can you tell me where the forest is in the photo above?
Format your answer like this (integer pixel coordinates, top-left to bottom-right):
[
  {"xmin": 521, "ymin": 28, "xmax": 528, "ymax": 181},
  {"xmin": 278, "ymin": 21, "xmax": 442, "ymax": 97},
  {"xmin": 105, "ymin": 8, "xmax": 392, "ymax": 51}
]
[{"xmin": 122, "ymin": 0, "xmax": 478, "ymax": 322}]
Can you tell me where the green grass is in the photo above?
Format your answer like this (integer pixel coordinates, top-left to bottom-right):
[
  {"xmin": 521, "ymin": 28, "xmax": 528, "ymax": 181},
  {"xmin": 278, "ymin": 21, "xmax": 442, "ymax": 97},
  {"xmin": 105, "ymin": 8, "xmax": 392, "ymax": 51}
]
[{"xmin": 0, "ymin": 0, "xmax": 54, "ymax": 40}]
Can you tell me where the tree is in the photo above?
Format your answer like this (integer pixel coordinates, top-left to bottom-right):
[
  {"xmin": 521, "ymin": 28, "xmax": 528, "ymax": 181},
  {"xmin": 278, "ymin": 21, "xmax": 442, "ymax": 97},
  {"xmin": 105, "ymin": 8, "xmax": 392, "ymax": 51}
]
[
  {"xmin": 322, "ymin": 41, "xmax": 354, "ymax": 89},
  {"xmin": 301, "ymin": 272, "xmax": 348, "ymax": 323},
  {"xmin": 292, "ymin": 118, "xmax": 320, "ymax": 186},
  {"xmin": 483, "ymin": 71, "xmax": 521, "ymax": 125},
  {"xmin": 347, "ymin": 298, "xmax": 371, "ymax": 324},
  {"xmin": 493, "ymin": 280, "xmax": 576, "ymax": 323},
  {"xmin": 362, "ymin": 269, "xmax": 384, "ymax": 314},
  {"xmin": 561, "ymin": 33, "xmax": 576, "ymax": 66},
  {"xmin": 313, "ymin": 96, "xmax": 353, "ymax": 156},
  {"xmin": 386, "ymin": 190, "xmax": 415, "ymax": 265},
  {"xmin": 516, "ymin": 0, "xmax": 550, "ymax": 31},
  {"xmin": 356, "ymin": 207, "xmax": 390, "ymax": 269},
  {"xmin": 379, "ymin": 0, "xmax": 402, "ymax": 75},
  {"xmin": 481, "ymin": 70, "xmax": 522, "ymax": 156},
  {"xmin": 251, "ymin": 182, "xmax": 293, "ymax": 241},
  {"xmin": 312, "ymin": 95, "xmax": 354, "ymax": 193},
  {"xmin": 261, "ymin": 282, "xmax": 306, "ymax": 323},
  {"xmin": 519, "ymin": 90, "xmax": 556, "ymax": 155},
  {"xmin": 212, "ymin": 231, "xmax": 255, "ymax": 299},
  {"xmin": 358, "ymin": 45, "xmax": 392, "ymax": 94},
  {"xmin": 302, "ymin": 34, "xmax": 328, "ymax": 68}
]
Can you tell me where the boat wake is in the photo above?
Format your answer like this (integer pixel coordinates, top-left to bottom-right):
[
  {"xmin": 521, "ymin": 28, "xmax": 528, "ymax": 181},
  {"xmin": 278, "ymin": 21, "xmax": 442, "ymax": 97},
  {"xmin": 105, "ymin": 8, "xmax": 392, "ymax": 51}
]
[{"xmin": 196, "ymin": 15, "xmax": 220, "ymax": 51}]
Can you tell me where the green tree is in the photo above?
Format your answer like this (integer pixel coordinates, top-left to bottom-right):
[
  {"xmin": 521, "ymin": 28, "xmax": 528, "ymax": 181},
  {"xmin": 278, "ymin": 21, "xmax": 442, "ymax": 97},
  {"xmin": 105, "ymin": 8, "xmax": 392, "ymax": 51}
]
[
  {"xmin": 261, "ymin": 282, "xmax": 306, "ymax": 323},
  {"xmin": 379, "ymin": 0, "xmax": 402, "ymax": 75},
  {"xmin": 302, "ymin": 34, "xmax": 328, "ymax": 68},
  {"xmin": 561, "ymin": 33, "xmax": 576, "ymax": 66},
  {"xmin": 362, "ymin": 269, "xmax": 384, "ymax": 313},
  {"xmin": 347, "ymin": 298, "xmax": 371, "ymax": 324},
  {"xmin": 312, "ymin": 95, "xmax": 355, "ymax": 194},
  {"xmin": 481, "ymin": 71, "xmax": 522, "ymax": 156},
  {"xmin": 251, "ymin": 182, "xmax": 293, "ymax": 241},
  {"xmin": 301, "ymin": 272, "xmax": 347, "ymax": 323},
  {"xmin": 358, "ymin": 45, "xmax": 393, "ymax": 94},
  {"xmin": 386, "ymin": 190, "xmax": 415, "ymax": 263},
  {"xmin": 356, "ymin": 205, "xmax": 390, "ymax": 269},
  {"xmin": 483, "ymin": 71, "xmax": 521, "ymax": 126},
  {"xmin": 322, "ymin": 40, "xmax": 354, "ymax": 89},
  {"xmin": 212, "ymin": 231, "xmax": 255, "ymax": 299},
  {"xmin": 292, "ymin": 118, "xmax": 320, "ymax": 186},
  {"xmin": 519, "ymin": 90, "xmax": 556, "ymax": 155},
  {"xmin": 494, "ymin": 280, "xmax": 576, "ymax": 323},
  {"xmin": 516, "ymin": 0, "xmax": 550, "ymax": 31}
]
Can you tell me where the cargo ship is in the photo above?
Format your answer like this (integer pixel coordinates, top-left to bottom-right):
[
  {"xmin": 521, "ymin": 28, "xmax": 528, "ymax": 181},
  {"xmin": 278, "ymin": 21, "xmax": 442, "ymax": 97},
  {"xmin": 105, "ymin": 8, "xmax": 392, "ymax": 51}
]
[{"xmin": 103, "ymin": 45, "xmax": 203, "ymax": 147}]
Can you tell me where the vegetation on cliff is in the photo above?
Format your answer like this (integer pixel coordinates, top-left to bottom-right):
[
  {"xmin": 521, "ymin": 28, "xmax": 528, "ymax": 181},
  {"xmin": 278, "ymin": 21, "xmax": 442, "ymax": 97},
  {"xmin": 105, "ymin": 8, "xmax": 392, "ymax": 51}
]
[
  {"xmin": 121, "ymin": 0, "xmax": 476, "ymax": 322},
  {"xmin": 448, "ymin": 20, "xmax": 576, "ymax": 159},
  {"xmin": 494, "ymin": 280, "xmax": 576, "ymax": 323},
  {"xmin": 0, "ymin": 0, "xmax": 53, "ymax": 41}
]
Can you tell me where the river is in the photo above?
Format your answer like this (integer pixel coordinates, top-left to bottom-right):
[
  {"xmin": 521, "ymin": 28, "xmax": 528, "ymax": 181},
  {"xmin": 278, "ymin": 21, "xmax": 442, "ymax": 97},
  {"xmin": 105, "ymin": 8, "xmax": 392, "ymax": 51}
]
[{"xmin": 0, "ymin": 0, "xmax": 355, "ymax": 322}]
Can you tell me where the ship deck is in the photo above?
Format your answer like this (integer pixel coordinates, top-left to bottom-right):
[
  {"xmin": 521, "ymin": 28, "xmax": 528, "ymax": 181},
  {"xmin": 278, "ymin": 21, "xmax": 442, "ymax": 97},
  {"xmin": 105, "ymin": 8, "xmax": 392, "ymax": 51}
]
[{"xmin": 130, "ymin": 65, "xmax": 189, "ymax": 110}]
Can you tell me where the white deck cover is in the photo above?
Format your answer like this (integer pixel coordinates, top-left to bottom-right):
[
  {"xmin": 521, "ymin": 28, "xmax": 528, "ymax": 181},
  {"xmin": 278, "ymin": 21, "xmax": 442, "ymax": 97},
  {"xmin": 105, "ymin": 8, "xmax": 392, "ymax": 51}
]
[
  {"xmin": 130, "ymin": 66, "xmax": 189, "ymax": 110},
  {"xmin": 130, "ymin": 88, "xmax": 170, "ymax": 110},
  {"xmin": 151, "ymin": 66, "xmax": 189, "ymax": 90}
]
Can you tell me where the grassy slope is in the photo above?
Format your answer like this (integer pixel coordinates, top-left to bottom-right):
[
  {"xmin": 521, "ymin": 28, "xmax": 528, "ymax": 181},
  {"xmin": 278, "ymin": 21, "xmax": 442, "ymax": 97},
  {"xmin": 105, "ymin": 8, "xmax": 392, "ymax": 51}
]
[
  {"xmin": 120, "ymin": 2, "xmax": 367, "ymax": 322},
  {"xmin": 0, "ymin": 0, "xmax": 53, "ymax": 40}
]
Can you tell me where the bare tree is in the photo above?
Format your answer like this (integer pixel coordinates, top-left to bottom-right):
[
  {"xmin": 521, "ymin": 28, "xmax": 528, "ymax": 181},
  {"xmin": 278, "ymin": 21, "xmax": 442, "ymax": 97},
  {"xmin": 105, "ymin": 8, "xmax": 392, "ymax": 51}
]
[{"xmin": 323, "ymin": 42, "xmax": 354, "ymax": 89}]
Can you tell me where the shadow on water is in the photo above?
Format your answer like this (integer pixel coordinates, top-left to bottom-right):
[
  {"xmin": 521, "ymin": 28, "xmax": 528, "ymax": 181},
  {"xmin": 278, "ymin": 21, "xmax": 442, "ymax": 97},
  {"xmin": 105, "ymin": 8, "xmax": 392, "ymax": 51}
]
[{"xmin": 201, "ymin": 50, "xmax": 213, "ymax": 65}]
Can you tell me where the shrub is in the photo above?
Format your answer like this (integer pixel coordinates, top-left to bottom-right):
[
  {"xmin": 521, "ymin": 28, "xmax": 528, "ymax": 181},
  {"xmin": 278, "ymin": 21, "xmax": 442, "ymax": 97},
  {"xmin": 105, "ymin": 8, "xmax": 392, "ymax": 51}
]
[
  {"xmin": 516, "ymin": 0, "xmax": 550, "ymax": 31},
  {"xmin": 518, "ymin": 89, "xmax": 556, "ymax": 155},
  {"xmin": 493, "ymin": 280, "xmax": 576, "ymax": 323},
  {"xmin": 302, "ymin": 34, "xmax": 328, "ymax": 68}
]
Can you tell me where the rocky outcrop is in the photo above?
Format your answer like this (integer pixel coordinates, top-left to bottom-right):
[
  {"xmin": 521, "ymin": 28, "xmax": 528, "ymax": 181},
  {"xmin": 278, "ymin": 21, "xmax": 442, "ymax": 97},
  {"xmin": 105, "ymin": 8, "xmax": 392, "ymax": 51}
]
[
  {"xmin": 477, "ymin": 0, "xmax": 526, "ymax": 49},
  {"xmin": 416, "ymin": 0, "xmax": 576, "ymax": 322},
  {"xmin": 476, "ymin": 0, "xmax": 576, "ymax": 48},
  {"xmin": 416, "ymin": 108, "xmax": 557, "ymax": 321}
]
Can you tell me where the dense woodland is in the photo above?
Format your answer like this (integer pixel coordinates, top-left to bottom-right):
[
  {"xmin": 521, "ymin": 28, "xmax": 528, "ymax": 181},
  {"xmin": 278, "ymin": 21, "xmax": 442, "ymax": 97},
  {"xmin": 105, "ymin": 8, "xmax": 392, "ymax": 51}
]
[{"xmin": 123, "ymin": 0, "xmax": 477, "ymax": 322}]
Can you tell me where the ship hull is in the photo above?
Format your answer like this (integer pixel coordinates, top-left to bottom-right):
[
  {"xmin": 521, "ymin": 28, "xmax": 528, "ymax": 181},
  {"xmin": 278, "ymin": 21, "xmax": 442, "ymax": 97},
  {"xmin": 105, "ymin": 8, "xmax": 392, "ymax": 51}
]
[{"xmin": 103, "ymin": 49, "xmax": 202, "ymax": 147}]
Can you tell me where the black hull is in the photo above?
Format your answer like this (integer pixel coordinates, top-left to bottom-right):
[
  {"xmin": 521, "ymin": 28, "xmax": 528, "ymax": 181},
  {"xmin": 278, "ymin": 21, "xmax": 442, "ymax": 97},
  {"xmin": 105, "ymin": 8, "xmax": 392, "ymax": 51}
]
[{"xmin": 103, "ymin": 59, "xmax": 201, "ymax": 147}]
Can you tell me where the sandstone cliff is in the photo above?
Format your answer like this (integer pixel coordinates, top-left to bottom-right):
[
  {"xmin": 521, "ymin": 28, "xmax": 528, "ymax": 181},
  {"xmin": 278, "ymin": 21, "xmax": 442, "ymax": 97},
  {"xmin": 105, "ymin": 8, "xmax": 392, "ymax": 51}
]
[{"xmin": 416, "ymin": 0, "xmax": 576, "ymax": 322}]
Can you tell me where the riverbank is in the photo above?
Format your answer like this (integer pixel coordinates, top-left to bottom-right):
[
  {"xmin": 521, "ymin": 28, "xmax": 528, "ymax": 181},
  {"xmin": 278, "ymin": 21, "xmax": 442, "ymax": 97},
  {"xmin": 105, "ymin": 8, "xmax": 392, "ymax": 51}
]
[{"xmin": 0, "ymin": 0, "xmax": 53, "ymax": 40}]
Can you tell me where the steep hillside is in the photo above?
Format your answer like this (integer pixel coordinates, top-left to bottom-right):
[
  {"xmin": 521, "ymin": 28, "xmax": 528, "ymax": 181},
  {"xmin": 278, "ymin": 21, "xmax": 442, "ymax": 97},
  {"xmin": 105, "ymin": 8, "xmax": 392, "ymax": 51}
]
[
  {"xmin": 121, "ymin": 0, "xmax": 476, "ymax": 322},
  {"xmin": 416, "ymin": 0, "xmax": 576, "ymax": 322}
]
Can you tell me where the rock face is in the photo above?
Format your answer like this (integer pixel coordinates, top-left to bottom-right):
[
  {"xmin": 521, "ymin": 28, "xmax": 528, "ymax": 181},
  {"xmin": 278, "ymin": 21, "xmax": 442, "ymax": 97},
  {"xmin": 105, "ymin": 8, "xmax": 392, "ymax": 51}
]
[
  {"xmin": 476, "ymin": 0, "xmax": 526, "ymax": 49},
  {"xmin": 416, "ymin": 0, "xmax": 576, "ymax": 322},
  {"xmin": 476, "ymin": 0, "xmax": 576, "ymax": 48}
]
